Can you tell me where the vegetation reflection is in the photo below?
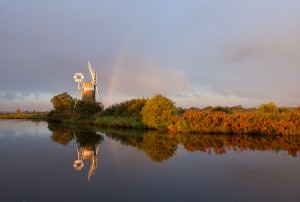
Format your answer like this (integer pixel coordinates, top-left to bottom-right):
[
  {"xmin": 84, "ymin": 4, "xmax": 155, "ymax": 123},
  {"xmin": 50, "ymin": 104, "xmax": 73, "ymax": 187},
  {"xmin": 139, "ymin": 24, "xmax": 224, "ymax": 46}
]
[
  {"xmin": 102, "ymin": 128, "xmax": 299, "ymax": 158},
  {"xmin": 104, "ymin": 129, "xmax": 178, "ymax": 162},
  {"xmin": 48, "ymin": 124, "xmax": 299, "ymax": 173}
]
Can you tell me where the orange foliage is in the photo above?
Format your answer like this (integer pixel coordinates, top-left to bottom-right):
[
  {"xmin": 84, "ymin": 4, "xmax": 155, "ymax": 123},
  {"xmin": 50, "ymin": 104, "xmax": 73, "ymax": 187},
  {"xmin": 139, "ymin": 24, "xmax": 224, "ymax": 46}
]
[{"xmin": 168, "ymin": 110, "xmax": 300, "ymax": 135}]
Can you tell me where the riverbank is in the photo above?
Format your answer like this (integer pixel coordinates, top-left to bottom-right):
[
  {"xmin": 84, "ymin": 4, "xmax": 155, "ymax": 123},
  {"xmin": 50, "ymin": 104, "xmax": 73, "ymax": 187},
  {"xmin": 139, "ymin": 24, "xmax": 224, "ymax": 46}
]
[
  {"xmin": 3, "ymin": 94, "xmax": 300, "ymax": 135},
  {"xmin": 47, "ymin": 112, "xmax": 146, "ymax": 129},
  {"xmin": 2, "ymin": 110, "xmax": 300, "ymax": 135},
  {"xmin": 46, "ymin": 111, "xmax": 300, "ymax": 135}
]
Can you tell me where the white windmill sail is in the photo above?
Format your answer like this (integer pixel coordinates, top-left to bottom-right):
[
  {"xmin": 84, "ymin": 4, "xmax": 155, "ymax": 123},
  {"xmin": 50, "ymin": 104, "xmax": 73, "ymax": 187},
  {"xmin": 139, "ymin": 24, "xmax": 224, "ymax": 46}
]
[
  {"xmin": 87, "ymin": 62, "xmax": 103, "ymax": 104},
  {"xmin": 88, "ymin": 61, "xmax": 96, "ymax": 85}
]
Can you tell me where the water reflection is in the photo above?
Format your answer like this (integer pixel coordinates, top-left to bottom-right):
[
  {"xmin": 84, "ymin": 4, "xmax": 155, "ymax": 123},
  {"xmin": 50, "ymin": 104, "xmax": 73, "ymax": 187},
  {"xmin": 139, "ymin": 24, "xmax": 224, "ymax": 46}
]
[
  {"xmin": 1, "ymin": 120, "xmax": 299, "ymax": 201},
  {"xmin": 105, "ymin": 129, "xmax": 178, "ymax": 162},
  {"xmin": 48, "ymin": 124, "xmax": 299, "ymax": 171},
  {"xmin": 48, "ymin": 123, "xmax": 104, "ymax": 181},
  {"xmin": 101, "ymin": 127, "xmax": 300, "ymax": 158}
]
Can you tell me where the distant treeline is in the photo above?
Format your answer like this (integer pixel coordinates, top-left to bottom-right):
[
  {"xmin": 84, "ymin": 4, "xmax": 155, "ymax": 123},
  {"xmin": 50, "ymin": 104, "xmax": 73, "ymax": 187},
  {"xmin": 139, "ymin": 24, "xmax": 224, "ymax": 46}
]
[{"xmin": 0, "ymin": 108, "xmax": 48, "ymax": 119}]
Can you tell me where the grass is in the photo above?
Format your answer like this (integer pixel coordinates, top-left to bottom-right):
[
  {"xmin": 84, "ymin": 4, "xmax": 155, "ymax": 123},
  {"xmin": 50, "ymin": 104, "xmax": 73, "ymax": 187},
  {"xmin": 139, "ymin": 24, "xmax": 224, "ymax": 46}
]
[
  {"xmin": 93, "ymin": 116, "xmax": 146, "ymax": 129},
  {"xmin": 47, "ymin": 111, "xmax": 146, "ymax": 129}
]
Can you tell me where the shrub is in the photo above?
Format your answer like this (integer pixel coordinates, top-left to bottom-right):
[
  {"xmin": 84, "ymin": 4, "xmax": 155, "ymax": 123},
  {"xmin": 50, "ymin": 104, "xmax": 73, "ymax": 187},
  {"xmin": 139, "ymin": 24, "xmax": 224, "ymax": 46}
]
[
  {"xmin": 102, "ymin": 98, "xmax": 147, "ymax": 117},
  {"xmin": 141, "ymin": 94, "xmax": 175, "ymax": 129},
  {"xmin": 278, "ymin": 107, "xmax": 290, "ymax": 114},
  {"xmin": 258, "ymin": 102, "xmax": 278, "ymax": 113},
  {"xmin": 211, "ymin": 106, "xmax": 232, "ymax": 114},
  {"xmin": 74, "ymin": 100, "xmax": 103, "ymax": 117}
]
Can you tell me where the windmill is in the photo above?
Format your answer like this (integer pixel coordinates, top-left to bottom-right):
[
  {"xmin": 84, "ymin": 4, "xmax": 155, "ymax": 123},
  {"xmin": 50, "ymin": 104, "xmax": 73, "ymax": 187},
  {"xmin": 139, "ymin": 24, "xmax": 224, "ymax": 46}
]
[{"xmin": 73, "ymin": 62, "xmax": 102, "ymax": 103}]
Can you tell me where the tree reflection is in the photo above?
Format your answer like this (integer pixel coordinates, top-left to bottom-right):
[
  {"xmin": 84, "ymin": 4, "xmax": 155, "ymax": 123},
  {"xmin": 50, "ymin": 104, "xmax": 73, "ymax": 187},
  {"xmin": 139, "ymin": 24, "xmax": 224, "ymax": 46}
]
[
  {"xmin": 48, "ymin": 123, "xmax": 104, "ymax": 181},
  {"xmin": 102, "ymin": 127, "xmax": 299, "ymax": 158},
  {"xmin": 178, "ymin": 133, "xmax": 300, "ymax": 157},
  {"xmin": 48, "ymin": 123, "xmax": 73, "ymax": 145},
  {"xmin": 104, "ymin": 128, "xmax": 178, "ymax": 162},
  {"xmin": 140, "ymin": 131, "xmax": 178, "ymax": 162},
  {"xmin": 48, "ymin": 123, "xmax": 299, "ymax": 173}
]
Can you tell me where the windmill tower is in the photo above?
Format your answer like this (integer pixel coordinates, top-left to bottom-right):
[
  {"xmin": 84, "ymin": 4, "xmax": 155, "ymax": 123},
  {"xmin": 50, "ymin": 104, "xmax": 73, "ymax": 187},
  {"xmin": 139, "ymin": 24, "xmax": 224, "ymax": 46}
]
[{"xmin": 73, "ymin": 62, "xmax": 102, "ymax": 103}]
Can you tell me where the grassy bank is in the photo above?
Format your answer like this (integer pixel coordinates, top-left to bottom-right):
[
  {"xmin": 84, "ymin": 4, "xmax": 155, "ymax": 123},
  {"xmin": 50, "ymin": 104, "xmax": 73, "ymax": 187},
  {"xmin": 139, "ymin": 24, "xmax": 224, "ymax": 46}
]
[
  {"xmin": 46, "ymin": 110, "xmax": 300, "ymax": 135},
  {"xmin": 3, "ymin": 110, "xmax": 300, "ymax": 135},
  {"xmin": 93, "ymin": 116, "xmax": 146, "ymax": 129},
  {"xmin": 47, "ymin": 111, "xmax": 146, "ymax": 129}
]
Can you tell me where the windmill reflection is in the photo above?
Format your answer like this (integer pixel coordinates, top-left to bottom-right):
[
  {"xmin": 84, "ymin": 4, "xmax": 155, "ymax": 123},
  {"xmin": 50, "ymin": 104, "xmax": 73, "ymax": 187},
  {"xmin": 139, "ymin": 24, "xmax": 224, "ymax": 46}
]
[
  {"xmin": 73, "ymin": 131, "xmax": 103, "ymax": 181},
  {"xmin": 48, "ymin": 123, "xmax": 104, "ymax": 181},
  {"xmin": 73, "ymin": 130, "xmax": 103, "ymax": 181}
]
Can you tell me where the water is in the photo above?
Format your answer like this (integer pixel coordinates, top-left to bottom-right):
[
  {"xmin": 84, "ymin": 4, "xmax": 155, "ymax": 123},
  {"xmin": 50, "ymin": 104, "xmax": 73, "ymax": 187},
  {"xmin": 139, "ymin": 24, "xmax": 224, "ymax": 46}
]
[{"xmin": 0, "ymin": 120, "xmax": 299, "ymax": 202}]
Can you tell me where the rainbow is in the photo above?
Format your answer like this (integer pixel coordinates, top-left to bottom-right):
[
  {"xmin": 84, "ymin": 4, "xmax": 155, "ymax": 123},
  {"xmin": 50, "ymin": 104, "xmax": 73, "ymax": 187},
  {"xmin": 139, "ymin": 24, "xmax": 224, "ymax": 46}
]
[{"xmin": 106, "ymin": 36, "xmax": 129, "ymax": 107}]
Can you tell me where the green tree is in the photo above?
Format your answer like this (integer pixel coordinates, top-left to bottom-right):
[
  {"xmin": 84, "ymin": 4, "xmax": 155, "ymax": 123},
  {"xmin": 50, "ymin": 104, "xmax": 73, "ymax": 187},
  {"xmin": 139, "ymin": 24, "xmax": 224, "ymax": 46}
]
[
  {"xmin": 141, "ymin": 94, "xmax": 175, "ymax": 129},
  {"xmin": 50, "ymin": 92, "xmax": 74, "ymax": 113}
]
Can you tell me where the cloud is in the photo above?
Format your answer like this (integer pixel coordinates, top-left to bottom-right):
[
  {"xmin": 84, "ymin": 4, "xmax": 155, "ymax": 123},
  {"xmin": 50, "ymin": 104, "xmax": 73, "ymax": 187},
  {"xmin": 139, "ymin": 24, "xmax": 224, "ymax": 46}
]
[
  {"xmin": 0, "ymin": 91, "xmax": 25, "ymax": 100},
  {"xmin": 112, "ymin": 62, "xmax": 194, "ymax": 98},
  {"xmin": 1, "ymin": 0, "xmax": 300, "ymax": 110}
]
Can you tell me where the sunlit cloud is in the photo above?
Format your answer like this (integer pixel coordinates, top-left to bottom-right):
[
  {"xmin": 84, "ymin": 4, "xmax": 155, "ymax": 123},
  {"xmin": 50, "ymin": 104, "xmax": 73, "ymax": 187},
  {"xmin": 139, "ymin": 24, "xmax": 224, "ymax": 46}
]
[{"xmin": 113, "ymin": 64, "xmax": 193, "ymax": 97}]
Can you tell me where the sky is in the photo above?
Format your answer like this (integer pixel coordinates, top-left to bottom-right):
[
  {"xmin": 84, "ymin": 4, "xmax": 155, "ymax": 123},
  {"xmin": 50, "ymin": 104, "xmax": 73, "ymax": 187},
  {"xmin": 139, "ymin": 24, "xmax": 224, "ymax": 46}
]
[{"xmin": 1, "ymin": 0, "xmax": 300, "ymax": 111}]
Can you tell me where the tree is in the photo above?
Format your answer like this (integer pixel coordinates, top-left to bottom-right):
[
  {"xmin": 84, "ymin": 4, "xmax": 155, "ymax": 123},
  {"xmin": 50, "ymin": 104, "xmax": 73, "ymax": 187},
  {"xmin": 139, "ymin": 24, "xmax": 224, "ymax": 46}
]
[
  {"xmin": 141, "ymin": 94, "xmax": 175, "ymax": 129},
  {"xmin": 50, "ymin": 92, "xmax": 74, "ymax": 113}
]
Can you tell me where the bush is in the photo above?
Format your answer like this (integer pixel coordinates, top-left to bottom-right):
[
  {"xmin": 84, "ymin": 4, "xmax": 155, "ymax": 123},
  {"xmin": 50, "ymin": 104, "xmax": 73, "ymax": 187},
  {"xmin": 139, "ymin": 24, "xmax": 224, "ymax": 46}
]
[
  {"xmin": 74, "ymin": 100, "xmax": 103, "ymax": 117},
  {"xmin": 102, "ymin": 98, "xmax": 146, "ymax": 117},
  {"xmin": 278, "ymin": 107, "xmax": 290, "ymax": 114},
  {"xmin": 258, "ymin": 102, "xmax": 278, "ymax": 113},
  {"xmin": 211, "ymin": 106, "xmax": 232, "ymax": 114},
  {"xmin": 141, "ymin": 94, "xmax": 175, "ymax": 129}
]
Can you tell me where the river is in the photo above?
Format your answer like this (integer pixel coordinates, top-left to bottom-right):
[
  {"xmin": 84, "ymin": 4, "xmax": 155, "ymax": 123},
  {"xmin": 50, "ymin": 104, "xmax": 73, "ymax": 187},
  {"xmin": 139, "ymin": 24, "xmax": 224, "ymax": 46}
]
[{"xmin": 0, "ymin": 120, "xmax": 299, "ymax": 202}]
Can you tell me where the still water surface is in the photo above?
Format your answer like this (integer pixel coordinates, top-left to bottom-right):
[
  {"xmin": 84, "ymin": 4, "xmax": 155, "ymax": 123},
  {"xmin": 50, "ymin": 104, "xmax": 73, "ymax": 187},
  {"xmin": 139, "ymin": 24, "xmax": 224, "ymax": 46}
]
[{"xmin": 0, "ymin": 120, "xmax": 299, "ymax": 202}]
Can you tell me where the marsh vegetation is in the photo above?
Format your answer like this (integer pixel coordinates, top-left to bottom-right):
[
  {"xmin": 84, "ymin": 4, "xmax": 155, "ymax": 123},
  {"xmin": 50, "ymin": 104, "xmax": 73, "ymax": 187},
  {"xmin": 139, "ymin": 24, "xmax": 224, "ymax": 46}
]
[{"xmin": 45, "ymin": 92, "xmax": 300, "ymax": 135}]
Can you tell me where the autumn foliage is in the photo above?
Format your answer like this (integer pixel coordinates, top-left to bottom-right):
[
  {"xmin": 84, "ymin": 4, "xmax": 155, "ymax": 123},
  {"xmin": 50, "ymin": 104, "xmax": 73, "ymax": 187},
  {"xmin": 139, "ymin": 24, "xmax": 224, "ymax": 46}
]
[
  {"xmin": 168, "ymin": 110, "xmax": 300, "ymax": 135},
  {"xmin": 141, "ymin": 94, "xmax": 176, "ymax": 129}
]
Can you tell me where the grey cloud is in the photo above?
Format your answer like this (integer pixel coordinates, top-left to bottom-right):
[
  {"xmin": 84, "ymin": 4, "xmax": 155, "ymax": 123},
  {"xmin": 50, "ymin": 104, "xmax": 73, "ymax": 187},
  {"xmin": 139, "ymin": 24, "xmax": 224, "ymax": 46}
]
[{"xmin": 0, "ymin": 91, "xmax": 25, "ymax": 100}]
